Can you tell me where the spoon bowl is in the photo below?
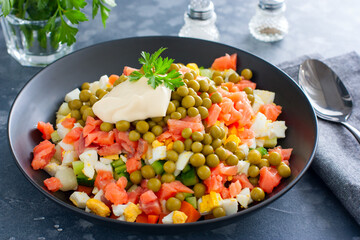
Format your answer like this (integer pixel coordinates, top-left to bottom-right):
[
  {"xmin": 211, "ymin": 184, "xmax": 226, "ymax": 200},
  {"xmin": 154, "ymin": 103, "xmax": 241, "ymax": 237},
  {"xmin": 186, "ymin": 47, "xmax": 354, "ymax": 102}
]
[{"xmin": 299, "ymin": 59, "xmax": 360, "ymax": 143}]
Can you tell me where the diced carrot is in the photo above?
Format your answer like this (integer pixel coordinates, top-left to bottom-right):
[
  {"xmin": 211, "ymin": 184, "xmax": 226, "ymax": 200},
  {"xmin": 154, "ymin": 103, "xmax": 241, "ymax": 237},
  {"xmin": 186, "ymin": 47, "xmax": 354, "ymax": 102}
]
[
  {"xmin": 229, "ymin": 180, "xmax": 242, "ymax": 198},
  {"xmin": 95, "ymin": 170, "xmax": 114, "ymax": 190},
  {"xmin": 147, "ymin": 214, "xmax": 159, "ymax": 224},
  {"xmin": 63, "ymin": 127, "xmax": 83, "ymax": 144},
  {"xmin": 97, "ymin": 143, "xmax": 122, "ymax": 156},
  {"xmin": 205, "ymin": 104, "xmax": 221, "ymax": 126},
  {"xmin": 258, "ymin": 167, "xmax": 282, "ymax": 194},
  {"xmin": 32, "ymin": 140, "xmax": 56, "ymax": 170},
  {"xmin": 104, "ymin": 182, "xmax": 128, "ymax": 205},
  {"xmin": 136, "ymin": 213, "xmax": 148, "ymax": 223},
  {"xmin": 140, "ymin": 190, "xmax": 158, "ymax": 204},
  {"xmin": 37, "ymin": 121, "xmax": 54, "ymax": 140},
  {"xmin": 156, "ymin": 131, "xmax": 172, "ymax": 142},
  {"xmin": 108, "ymin": 74, "xmax": 119, "ymax": 85},
  {"xmin": 61, "ymin": 117, "xmax": 76, "ymax": 129},
  {"xmin": 156, "ymin": 181, "xmax": 194, "ymax": 201},
  {"xmin": 211, "ymin": 53, "xmax": 237, "ymax": 71},
  {"xmin": 220, "ymin": 187, "xmax": 231, "ymax": 199},
  {"xmin": 93, "ymin": 131, "xmax": 115, "ymax": 146},
  {"xmin": 126, "ymin": 157, "xmax": 142, "ymax": 174},
  {"xmin": 167, "ymin": 119, "xmax": 204, "ymax": 135},
  {"xmin": 123, "ymin": 66, "xmax": 139, "ymax": 76},
  {"xmin": 232, "ymin": 174, "xmax": 254, "ymax": 190},
  {"xmin": 77, "ymin": 185, "xmax": 93, "ymax": 196},
  {"xmin": 116, "ymin": 176, "xmax": 128, "ymax": 190},
  {"xmin": 44, "ymin": 177, "xmax": 62, "ymax": 192},
  {"xmin": 179, "ymin": 201, "xmax": 201, "ymax": 223},
  {"xmin": 203, "ymin": 175, "xmax": 223, "ymax": 193},
  {"xmin": 259, "ymin": 104, "xmax": 282, "ymax": 121},
  {"xmin": 235, "ymin": 80, "xmax": 256, "ymax": 91}
]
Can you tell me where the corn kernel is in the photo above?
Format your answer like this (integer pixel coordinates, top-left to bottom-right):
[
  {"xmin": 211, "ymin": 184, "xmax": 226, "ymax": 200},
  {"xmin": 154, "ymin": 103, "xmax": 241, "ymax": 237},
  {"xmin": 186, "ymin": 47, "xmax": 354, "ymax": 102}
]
[
  {"xmin": 186, "ymin": 63, "xmax": 200, "ymax": 76},
  {"xmin": 227, "ymin": 176, "xmax": 233, "ymax": 181},
  {"xmin": 166, "ymin": 142, "xmax": 174, "ymax": 151},
  {"xmin": 152, "ymin": 140, "xmax": 164, "ymax": 148},
  {"xmin": 104, "ymin": 154, "xmax": 119, "ymax": 160},
  {"xmin": 86, "ymin": 199, "xmax": 111, "ymax": 217},
  {"xmin": 173, "ymin": 211, "xmax": 188, "ymax": 224},
  {"xmin": 225, "ymin": 134, "xmax": 241, "ymax": 146},
  {"xmin": 58, "ymin": 113, "xmax": 71, "ymax": 123}
]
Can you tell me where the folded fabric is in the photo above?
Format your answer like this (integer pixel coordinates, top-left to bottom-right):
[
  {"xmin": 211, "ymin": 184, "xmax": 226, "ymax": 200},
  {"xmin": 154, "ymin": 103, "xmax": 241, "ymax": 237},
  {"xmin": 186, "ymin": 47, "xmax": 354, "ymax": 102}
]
[{"xmin": 278, "ymin": 52, "xmax": 360, "ymax": 225}]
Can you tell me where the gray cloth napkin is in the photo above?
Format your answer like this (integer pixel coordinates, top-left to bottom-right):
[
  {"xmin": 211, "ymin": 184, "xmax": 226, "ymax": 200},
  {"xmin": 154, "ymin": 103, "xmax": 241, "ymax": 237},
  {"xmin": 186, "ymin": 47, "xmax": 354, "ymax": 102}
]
[{"xmin": 278, "ymin": 52, "xmax": 360, "ymax": 225}]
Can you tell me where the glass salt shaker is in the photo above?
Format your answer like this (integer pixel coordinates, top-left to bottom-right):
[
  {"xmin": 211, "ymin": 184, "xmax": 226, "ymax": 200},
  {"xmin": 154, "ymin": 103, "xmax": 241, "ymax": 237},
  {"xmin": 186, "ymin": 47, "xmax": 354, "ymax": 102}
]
[
  {"xmin": 179, "ymin": 0, "xmax": 219, "ymax": 41},
  {"xmin": 249, "ymin": 0, "xmax": 289, "ymax": 42}
]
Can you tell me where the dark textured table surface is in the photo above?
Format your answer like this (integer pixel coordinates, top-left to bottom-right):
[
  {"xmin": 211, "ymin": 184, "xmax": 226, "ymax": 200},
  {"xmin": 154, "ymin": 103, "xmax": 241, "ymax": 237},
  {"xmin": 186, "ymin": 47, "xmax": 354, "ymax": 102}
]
[{"xmin": 1, "ymin": 0, "xmax": 360, "ymax": 239}]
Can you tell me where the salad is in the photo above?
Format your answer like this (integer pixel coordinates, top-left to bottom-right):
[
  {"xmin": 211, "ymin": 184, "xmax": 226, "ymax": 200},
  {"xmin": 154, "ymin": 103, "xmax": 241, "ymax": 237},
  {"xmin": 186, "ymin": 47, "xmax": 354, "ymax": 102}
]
[{"xmin": 32, "ymin": 48, "xmax": 292, "ymax": 224}]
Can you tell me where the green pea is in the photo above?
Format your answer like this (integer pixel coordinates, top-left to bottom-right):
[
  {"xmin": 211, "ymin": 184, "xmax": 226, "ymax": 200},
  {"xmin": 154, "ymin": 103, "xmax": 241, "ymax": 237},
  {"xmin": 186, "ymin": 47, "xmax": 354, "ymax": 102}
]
[
  {"xmin": 277, "ymin": 162, "xmax": 291, "ymax": 178},
  {"xmin": 130, "ymin": 170, "xmax": 142, "ymax": 185},
  {"xmin": 68, "ymin": 99, "xmax": 82, "ymax": 110},
  {"xmin": 247, "ymin": 149, "xmax": 262, "ymax": 165},
  {"xmin": 147, "ymin": 178, "xmax": 162, "ymax": 192},
  {"xmin": 116, "ymin": 120, "xmax": 130, "ymax": 132},
  {"xmin": 167, "ymin": 150, "xmax": 179, "ymax": 162},
  {"xmin": 249, "ymin": 177, "xmax": 259, "ymax": 186},
  {"xmin": 194, "ymin": 95, "xmax": 203, "ymax": 107},
  {"xmin": 182, "ymin": 128, "xmax": 192, "ymax": 139},
  {"xmin": 79, "ymin": 90, "xmax": 91, "ymax": 102},
  {"xmin": 206, "ymin": 154, "xmax": 220, "ymax": 168},
  {"xmin": 135, "ymin": 121, "xmax": 148, "ymax": 134},
  {"xmin": 143, "ymin": 132, "xmax": 156, "ymax": 144},
  {"xmin": 208, "ymin": 85, "xmax": 217, "ymax": 94},
  {"xmin": 100, "ymin": 122, "xmax": 114, "ymax": 132},
  {"xmin": 187, "ymin": 107, "xmax": 199, "ymax": 117},
  {"xmin": 188, "ymin": 88, "xmax": 198, "ymax": 97},
  {"xmin": 184, "ymin": 139, "xmax": 193, "ymax": 151},
  {"xmin": 212, "ymin": 71, "xmax": 223, "ymax": 80},
  {"xmin": 190, "ymin": 153, "xmax": 205, "ymax": 167},
  {"xmin": 184, "ymin": 72, "xmax": 194, "ymax": 81},
  {"xmin": 192, "ymin": 131, "xmax": 204, "ymax": 142},
  {"xmin": 202, "ymin": 133, "xmax": 213, "ymax": 145},
  {"xmin": 234, "ymin": 149, "xmax": 246, "ymax": 160},
  {"xmin": 191, "ymin": 142, "xmax": 203, "ymax": 153},
  {"xmin": 151, "ymin": 125, "xmax": 163, "ymax": 136},
  {"xmin": 176, "ymin": 85, "xmax": 189, "ymax": 97},
  {"xmin": 173, "ymin": 140, "xmax": 185, "ymax": 153},
  {"xmin": 77, "ymin": 120, "xmax": 85, "ymax": 127},
  {"xmin": 95, "ymin": 89, "xmax": 107, "ymax": 98},
  {"xmin": 225, "ymin": 154, "xmax": 239, "ymax": 166},
  {"xmin": 171, "ymin": 91, "xmax": 182, "ymax": 101},
  {"xmin": 198, "ymin": 106, "xmax": 209, "ymax": 119},
  {"xmin": 161, "ymin": 173, "xmax": 175, "ymax": 183},
  {"xmin": 166, "ymin": 197, "xmax": 181, "ymax": 211},
  {"xmin": 82, "ymin": 108, "xmax": 95, "ymax": 121},
  {"xmin": 213, "ymin": 76, "xmax": 224, "ymax": 86},
  {"xmin": 202, "ymin": 98, "xmax": 212, "ymax": 109},
  {"xmin": 198, "ymin": 79, "xmax": 209, "ymax": 92},
  {"xmin": 166, "ymin": 101, "xmax": 176, "ymax": 114},
  {"xmin": 202, "ymin": 145, "xmax": 214, "ymax": 156},
  {"xmin": 169, "ymin": 63, "xmax": 180, "ymax": 72},
  {"xmin": 221, "ymin": 86, "xmax": 229, "ymax": 91},
  {"xmin": 268, "ymin": 152, "xmax": 282, "ymax": 166},
  {"xmin": 193, "ymin": 183, "xmax": 206, "ymax": 198},
  {"xmin": 228, "ymin": 72, "xmax": 240, "ymax": 83},
  {"xmin": 213, "ymin": 207, "xmax": 226, "ymax": 218},
  {"xmin": 190, "ymin": 70, "xmax": 198, "ymax": 79},
  {"xmin": 210, "ymin": 92, "xmax": 223, "ymax": 104},
  {"xmin": 211, "ymin": 138, "xmax": 222, "ymax": 149},
  {"xmin": 141, "ymin": 165, "xmax": 155, "ymax": 179},
  {"xmin": 81, "ymin": 82, "xmax": 90, "ymax": 90},
  {"xmin": 175, "ymin": 192, "xmax": 185, "ymax": 201},
  {"xmin": 129, "ymin": 130, "xmax": 140, "ymax": 142},
  {"xmin": 80, "ymin": 105, "xmax": 90, "ymax": 115},
  {"xmin": 177, "ymin": 107, "xmax": 187, "ymax": 119},
  {"xmin": 210, "ymin": 125, "xmax": 222, "ymax": 139},
  {"xmin": 251, "ymin": 187, "xmax": 265, "ymax": 201},
  {"xmin": 71, "ymin": 110, "xmax": 81, "ymax": 120},
  {"xmin": 241, "ymin": 68, "xmax": 253, "ymax": 80},
  {"xmin": 163, "ymin": 161, "xmax": 176, "ymax": 174},
  {"xmin": 197, "ymin": 165, "xmax": 211, "ymax": 180},
  {"xmin": 89, "ymin": 95, "xmax": 98, "ymax": 106},
  {"xmin": 171, "ymin": 100, "xmax": 180, "ymax": 108},
  {"xmin": 243, "ymin": 87, "xmax": 253, "ymax": 95},
  {"xmin": 215, "ymin": 147, "xmax": 227, "ymax": 161},
  {"xmin": 225, "ymin": 141, "xmax": 237, "ymax": 153},
  {"xmin": 247, "ymin": 94, "xmax": 255, "ymax": 105},
  {"xmin": 200, "ymin": 92, "xmax": 209, "ymax": 99},
  {"xmin": 188, "ymin": 80, "xmax": 200, "ymax": 92},
  {"xmin": 170, "ymin": 112, "xmax": 182, "ymax": 120},
  {"xmin": 258, "ymin": 158, "xmax": 270, "ymax": 169},
  {"xmin": 182, "ymin": 95, "xmax": 195, "ymax": 108},
  {"xmin": 248, "ymin": 165, "xmax": 260, "ymax": 177}
]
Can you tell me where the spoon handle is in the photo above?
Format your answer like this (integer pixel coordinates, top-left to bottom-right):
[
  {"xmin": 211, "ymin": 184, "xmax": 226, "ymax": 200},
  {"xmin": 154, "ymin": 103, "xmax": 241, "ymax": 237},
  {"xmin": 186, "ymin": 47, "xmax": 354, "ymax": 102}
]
[{"xmin": 341, "ymin": 122, "xmax": 360, "ymax": 144}]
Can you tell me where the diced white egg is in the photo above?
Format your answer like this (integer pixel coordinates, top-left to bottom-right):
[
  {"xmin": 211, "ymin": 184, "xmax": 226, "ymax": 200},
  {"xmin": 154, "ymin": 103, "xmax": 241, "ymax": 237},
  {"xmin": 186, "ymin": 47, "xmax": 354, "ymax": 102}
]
[
  {"xmin": 83, "ymin": 159, "xmax": 95, "ymax": 179},
  {"xmin": 174, "ymin": 151, "xmax": 194, "ymax": 176},
  {"xmin": 79, "ymin": 150, "xmax": 98, "ymax": 165},
  {"xmin": 236, "ymin": 188, "xmax": 253, "ymax": 208},
  {"xmin": 58, "ymin": 140, "xmax": 74, "ymax": 151},
  {"xmin": 89, "ymin": 81, "xmax": 100, "ymax": 95},
  {"xmin": 65, "ymin": 88, "xmax": 81, "ymax": 102},
  {"xmin": 85, "ymin": 206, "xmax": 91, "ymax": 213},
  {"xmin": 238, "ymin": 143, "xmax": 249, "ymax": 157},
  {"xmin": 94, "ymin": 189, "xmax": 104, "ymax": 201},
  {"xmin": 92, "ymin": 186, "xmax": 99, "ymax": 194},
  {"xmin": 162, "ymin": 211, "xmax": 175, "ymax": 224},
  {"xmin": 56, "ymin": 123, "xmax": 71, "ymax": 139},
  {"xmin": 57, "ymin": 102, "xmax": 71, "ymax": 116},
  {"xmin": 72, "ymin": 122, "xmax": 83, "ymax": 129},
  {"xmin": 62, "ymin": 150, "xmax": 78, "ymax": 166},
  {"xmin": 250, "ymin": 112, "xmax": 269, "ymax": 138},
  {"xmin": 237, "ymin": 160, "xmax": 250, "ymax": 175},
  {"xmin": 149, "ymin": 146, "xmax": 167, "ymax": 164},
  {"xmin": 160, "ymin": 200, "xmax": 168, "ymax": 214},
  {"xmin": 44, "ymin": 161, "xmax": 65, "ymax": 177},
  {"xmin": 112, "ymin": 203, "xmax": 130, "ymax": 217},
  {"xmin": 220, "ymin": 198, "xmax": 238, "ymax": 216},
  {"xmin": 99, "ymin": 157, "xmax": 113, "ymax": 165},
  {"xmin": 70, "ymin": 191, "xmax": 90, "ymax": 209},
  {"xmin": 255, "ymin": 138, "xmax": 265, "ymax": 147},
  {"xmin": 53, "ymin": 144, "xmax": 62, "ymax": 161},
  {"xmin": 94, "ymin": 161, "xmax": 113, "ymax": 172},
  {"xmin": 117, "ymin": 215, "xmax": 125, "ymax": 221},
  {"xmin": 197, "ymin": 198, "xmax": 211, "ymax": 216},
  {"xmin": 99, "ymin": 75, "xmax": 110, "ymax": 89},
  {"xmin": 55, "ymin": 167, "xmax": 78, "ymax": 191},
  {"xmin": 268, "ymin": 121, "xmax": 287, "ymax": 138},
  {"xmin": 247, "ymin": 138, "xmax": 256, "ymax": 149},
  {"xmin": 253, "ymin": 89, "xmax": 275, "ymax": 105},
  {"xmin": 252, "ymin": 93, "xmax": 264, "ymax": 112}
]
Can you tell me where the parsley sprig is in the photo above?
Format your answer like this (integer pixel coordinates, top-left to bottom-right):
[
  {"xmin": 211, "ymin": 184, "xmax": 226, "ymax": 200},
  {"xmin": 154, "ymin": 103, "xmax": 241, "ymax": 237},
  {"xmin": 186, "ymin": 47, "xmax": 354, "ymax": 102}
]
[
  {"xmin": 0, "ymin": 0, "xmax": 116, "ymax": 47},
  {"xmin": 129, "ymin": 48, "xmax": 184, "ymax": 91}
]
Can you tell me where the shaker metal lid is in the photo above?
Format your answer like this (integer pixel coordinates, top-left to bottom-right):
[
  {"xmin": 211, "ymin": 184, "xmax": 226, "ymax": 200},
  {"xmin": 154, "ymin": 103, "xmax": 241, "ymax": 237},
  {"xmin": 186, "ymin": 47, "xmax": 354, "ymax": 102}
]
[
  {"xmin": 188, "ymin": 0, "xmax": 214, "ymax": 20},
  {"xmin": 259, "ymin": 0, "xmax": 284, "ymax": 10}
]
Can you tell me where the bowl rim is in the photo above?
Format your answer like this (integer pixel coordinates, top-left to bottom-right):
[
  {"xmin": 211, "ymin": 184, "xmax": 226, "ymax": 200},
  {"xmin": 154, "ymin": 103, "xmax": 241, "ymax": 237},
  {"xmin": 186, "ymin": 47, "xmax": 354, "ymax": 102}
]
[{"xmin": 7, "ymin": 35, "xmax": 318, "ymax": 229}]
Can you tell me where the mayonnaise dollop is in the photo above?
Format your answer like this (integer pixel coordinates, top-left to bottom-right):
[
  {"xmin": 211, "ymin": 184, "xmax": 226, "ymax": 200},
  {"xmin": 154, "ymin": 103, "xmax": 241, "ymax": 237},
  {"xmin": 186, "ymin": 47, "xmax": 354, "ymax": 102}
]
[{"xmin": 92, "ymin": 76, "xmax": 171, "ymax": 123}]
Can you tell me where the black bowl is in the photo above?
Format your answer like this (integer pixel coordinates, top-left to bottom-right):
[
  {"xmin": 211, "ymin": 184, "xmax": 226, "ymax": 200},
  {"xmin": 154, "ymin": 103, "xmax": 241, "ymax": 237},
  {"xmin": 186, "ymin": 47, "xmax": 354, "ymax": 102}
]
[{"xmin": 8, "ymin": 36, "xmax": 317, "ymax": 233}]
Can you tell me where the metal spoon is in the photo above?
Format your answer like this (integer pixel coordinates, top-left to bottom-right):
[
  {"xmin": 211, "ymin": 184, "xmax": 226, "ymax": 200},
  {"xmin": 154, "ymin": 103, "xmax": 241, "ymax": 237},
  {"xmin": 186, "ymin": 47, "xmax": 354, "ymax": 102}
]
[{"xmin": 298, "ymin": 59, "xmax": 360, "ymax": 143}]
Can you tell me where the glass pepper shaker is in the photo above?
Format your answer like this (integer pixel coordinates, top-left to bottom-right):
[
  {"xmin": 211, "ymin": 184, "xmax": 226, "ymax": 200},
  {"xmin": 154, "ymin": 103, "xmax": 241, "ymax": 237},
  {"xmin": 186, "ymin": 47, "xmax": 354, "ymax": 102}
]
[
  {"xmin": 179, "ymin": 0, "xmax": 219, "ymax": 41},
  {"xmin": 249, "ymin": 0, "xmax": 289, "ymax": 42}
]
